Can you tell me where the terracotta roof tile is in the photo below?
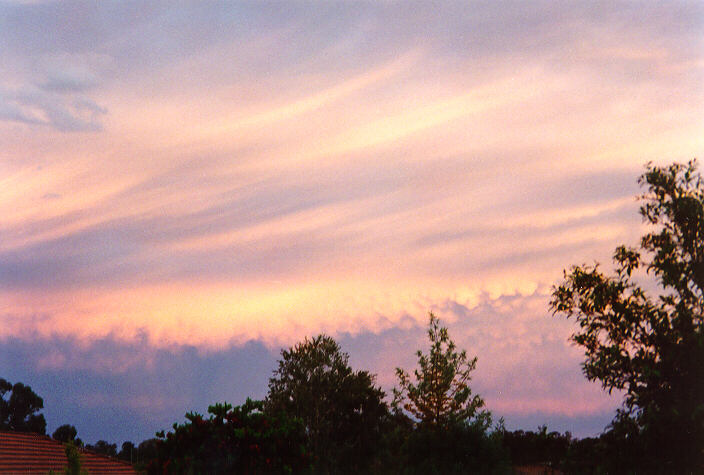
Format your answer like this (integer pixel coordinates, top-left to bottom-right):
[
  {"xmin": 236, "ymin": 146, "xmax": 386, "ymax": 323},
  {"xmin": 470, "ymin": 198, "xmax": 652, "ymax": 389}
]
[{"xmin": 0, "ymin": 431, "xmax": 136, "ymax": 474}]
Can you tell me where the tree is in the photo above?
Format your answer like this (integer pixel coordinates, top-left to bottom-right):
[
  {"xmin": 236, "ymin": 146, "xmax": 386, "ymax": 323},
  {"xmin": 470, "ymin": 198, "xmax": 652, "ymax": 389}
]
[
  {"xmin": 148, "ymin": 399, "xmax": 309, "ymax": 474},
  {"xmin": 86, "ymin": 440, "xmax": 117, "ymax": 457},
  {"xmin": 501, "ymin": 426, "xmax": 571, "ymax": 469},
  {"xmin": 63, "ymin": 442, "xmax": 88, "ymax": 475},
  {"xmin": 265, "ymin": 334, "xmax": 388, "ymax": 472},
  {"xmin": 134, "ymin": 438, "xmax": 159, "ymax": 469},
  {"xmin": 393, "ymin": 313, "xmax": 506, "ymax": 474},
  {"xmin": 0, "ymin": 378, "xmax": 46, "ymax": 434},
  {"xmin": 52, "ymin": 424, "xmax": 82, "ymax": 446},
  {"xmin": 52, "ymin": 424, "xmax": 77, "ymax": 442},
  {"xmin": 393, "ymin": 312, "xmax": 488, "ymax": 428},
  {"xmin": 550, "ymin": 160, "xmax": 704, "ymax": 471},
  {"xmin": 117, "ymin": 441, "xmax": 135, "ymax": 463}
]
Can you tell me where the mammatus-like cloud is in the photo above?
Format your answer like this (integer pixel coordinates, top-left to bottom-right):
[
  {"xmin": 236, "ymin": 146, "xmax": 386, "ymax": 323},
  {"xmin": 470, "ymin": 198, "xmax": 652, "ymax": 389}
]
[{"xmin": 2, "ymin": 291, "xmax": 621, "ymax": 444}]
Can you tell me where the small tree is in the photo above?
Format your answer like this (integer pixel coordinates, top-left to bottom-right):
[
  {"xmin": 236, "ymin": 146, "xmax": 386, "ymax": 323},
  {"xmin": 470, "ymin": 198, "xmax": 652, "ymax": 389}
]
[
  {"xmin": 393, "ymin": 312, "xmax": 487, "ymax": 428},
  {"xmin": 52, "ymin": 425, "xmax": 78, "ymax": 443},
  {"xmin": 134, "ymin": 438, "xmax": 159, "ymax": 469},
  {"xmin": 86, "ymin": 440, "xmax": 117, "ymax": 457},
  {"xmin": 0, "ymin": 378, "xmax": 46, "ymax": 434},
  {"xmin": 117, "ymin": 441, "xmax": 135, "ymax": 463},
  {"xmin": 551, "ymin": 160, "xmax": 704, "ymax": 471},
  {"xmin": 265, "ymin": 335, "xmax": 388, "ymax": 472},
  {"xmin": 63, "ymin": 442, "xmax": 87, "ymax": 475},
  {"xmin": 393, "ymin": 313, "xmax": 507, "ymax": 474}
]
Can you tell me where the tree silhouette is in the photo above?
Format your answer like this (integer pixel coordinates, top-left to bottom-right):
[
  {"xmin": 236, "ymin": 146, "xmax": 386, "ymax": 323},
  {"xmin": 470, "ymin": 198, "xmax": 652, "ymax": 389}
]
[
  {"xmin": 551, "ymin": 160, "xmax": 704, "ymax": 471},
  {"xmin": 393, "ymin": 312, "xmax": 487, "ymax": 428},
  {"xmin": 0, "ymin": 378, "xmax": 46, "ymax": 434},
  {"xmin": 266, "ymin": 334, "xmax": 388, "ymax": 472},
  {"xmin": 392, "ymin": 313, "xmax": 506, "ymax": 473},
  {"xmin": 52, "ymin": 424, "xmax": 82, "ymax": 446},
  {"xmin": 149, "ymin": 399, "xmax": 309, "ymax": 474},
  {"xmin": 86, "ymin": 440, "xmax": 117, "ymax": 457},
  {"xmin": 117, "ymin": 441, "xmax": 135, "ymax": 463},
  {"xmin": 63, "ymin": 442, "xmax": 87, "ymax": 475}
]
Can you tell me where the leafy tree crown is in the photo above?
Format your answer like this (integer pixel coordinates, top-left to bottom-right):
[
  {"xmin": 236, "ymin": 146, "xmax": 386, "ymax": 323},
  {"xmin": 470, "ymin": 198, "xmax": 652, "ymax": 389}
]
[
  {"xmin": 550, "ymin": 160, "xmax": 704, "ymax": 470},
  {"xmin": 265, "ymin": 334, "xmax": 388, "ymax": 472},
  {"xmin": 0, "ymin": 378, "xmax": 46, "ymax": 434}
]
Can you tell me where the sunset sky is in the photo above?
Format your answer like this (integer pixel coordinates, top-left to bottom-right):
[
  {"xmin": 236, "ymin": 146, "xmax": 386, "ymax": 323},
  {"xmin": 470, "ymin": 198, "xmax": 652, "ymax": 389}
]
[{"xmin": 1, "ymin": 1, "xmax": 703, "ymax": 444}]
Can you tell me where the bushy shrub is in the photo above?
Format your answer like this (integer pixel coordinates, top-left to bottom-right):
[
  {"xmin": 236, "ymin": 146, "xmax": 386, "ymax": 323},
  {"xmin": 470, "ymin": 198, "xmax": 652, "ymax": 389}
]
[{"xmin": 147, "ymin": 399, "xmax": 310, "ymax": 474}]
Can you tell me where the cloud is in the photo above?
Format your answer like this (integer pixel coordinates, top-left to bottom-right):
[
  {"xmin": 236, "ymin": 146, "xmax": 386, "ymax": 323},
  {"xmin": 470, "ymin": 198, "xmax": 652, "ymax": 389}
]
[
  {"xmin": 0, "ymin": 86, "xmax": 107, "ymax": 131},
  {"xmin": 0, "ymin": 0, "xmax": 702, "ymax": 442},
  {"xmin": 0, "ymin": 47, "xmax": 110, "ymax": 131},
  {"xmin": 0, "ymin": 294, "xmax": 621, "ymax": 443},
  {"xmin": 39, "ymin": 66, "xmax": 98, "ymax": 93},
  {"xmin": 0, "ymin": 335, "xmax": 278, "ymax": 443}
]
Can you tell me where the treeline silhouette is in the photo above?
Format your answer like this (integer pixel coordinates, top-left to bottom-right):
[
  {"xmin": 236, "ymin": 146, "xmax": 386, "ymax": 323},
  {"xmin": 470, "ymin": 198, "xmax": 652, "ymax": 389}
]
[
  {"xmin": 2, "ymin": 160, "xmax": 701, "ymax": 473},
  {"xmin": 3, "ymin": 327, "xmax": 629, "ymax": 474}
]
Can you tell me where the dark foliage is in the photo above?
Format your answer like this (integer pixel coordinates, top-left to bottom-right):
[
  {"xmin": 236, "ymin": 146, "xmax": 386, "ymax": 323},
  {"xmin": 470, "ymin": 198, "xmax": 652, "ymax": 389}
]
[
  {"xmin": 561, "ymin": 436, "xmax": 603, "ymax": 473},
  {"xmin": 393, "ymin": 314, "xmax": 508, "ymax": 473},
  {"xmin": 148, "ymin": 398, "xmax": 309, "ymax": 474},
  {"xmin": 63, "ymin": 441, "xmax": 87, "ymax": 475},
  {"xmin": 551, "ymin": 160, "xmax": 704, "ymax": 472},
  {"xmin": 86, "ymin": 439, "xmax": 117, "ymax": 457},
  {"xmin": 501, "ymin": 426, "xmax": 570, "ymax": 469},
  {"xmin": 117, "ymin": 441, "xmax": 135, "ymax": 463},
  {"xmin": 0, "ymin": 378, "xmax": 46, "ymax": 434},
  {"xmin": 52, "ymin": 424, "xmax": 83, "ymax": 447},
  {"xmin": 402, "ymin": 419, "xmax": 509, "ymax": 474},
  {"xmin": 373, "ymin": 410, "xmax": 415, "ymax": 472},
  {"xmin": 134, "ymin": 438, "xmax": 159, "ymax": 469},
  {"xmin": 266, "ymin": 334, "xmax": 389, "ymax": 473}
]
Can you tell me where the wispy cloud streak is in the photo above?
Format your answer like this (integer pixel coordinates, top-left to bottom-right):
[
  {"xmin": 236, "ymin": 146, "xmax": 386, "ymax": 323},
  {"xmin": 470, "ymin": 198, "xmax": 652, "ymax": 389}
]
[{"xmin": 1, "ymin": 1, "xmax": 702, "ymax": 433}]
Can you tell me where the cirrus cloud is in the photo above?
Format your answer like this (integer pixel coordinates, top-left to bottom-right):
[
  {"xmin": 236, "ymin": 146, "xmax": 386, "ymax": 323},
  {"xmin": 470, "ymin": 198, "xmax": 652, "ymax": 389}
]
[{"xmin": 1, "ymin": 0, "xmax": 702, "ymax": 441}]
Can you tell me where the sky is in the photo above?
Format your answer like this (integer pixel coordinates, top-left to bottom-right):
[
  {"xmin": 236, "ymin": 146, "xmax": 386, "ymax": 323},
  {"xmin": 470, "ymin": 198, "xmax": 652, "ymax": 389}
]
[{"xmin": 1, "ymin": 1, "xmax": 703, "ymax": 445}]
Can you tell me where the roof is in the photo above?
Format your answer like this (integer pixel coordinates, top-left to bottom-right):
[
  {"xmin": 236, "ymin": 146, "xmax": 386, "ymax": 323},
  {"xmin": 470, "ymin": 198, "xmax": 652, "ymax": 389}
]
[{"xmin": 0, "ymin": 431, "xmax": 136, "ymax": 474}]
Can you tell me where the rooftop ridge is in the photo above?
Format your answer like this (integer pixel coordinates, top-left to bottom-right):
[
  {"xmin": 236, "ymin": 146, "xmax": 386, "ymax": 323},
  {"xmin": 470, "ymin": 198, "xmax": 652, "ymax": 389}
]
[{"xmin": 0, "ymin": 431, "xmax": 136, "ymax": 474}]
